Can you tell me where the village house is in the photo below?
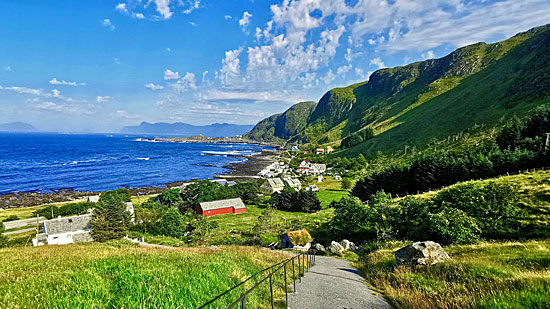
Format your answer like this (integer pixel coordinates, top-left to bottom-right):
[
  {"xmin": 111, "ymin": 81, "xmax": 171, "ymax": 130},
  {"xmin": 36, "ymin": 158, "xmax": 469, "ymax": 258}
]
[
  {"xmin": 305, "ymin": 184, "xmax": 319, "ymax": 192},
  {"xmin": 195, "ymin": 198, "xmax": 246, "ymax": 217},
  {"xmin": 87, "ymin": 195, "xmax": 100, "ymax": 203},
  {"xmin": 260, "ymin": 178, "xmax": 285, "ymax": 194},
  {"xmin": 297, "ymin": 160, "xmax": 327, "ymax": 175},
  {"xmin": 316, "ymin": 148, "xmax": 325, "ymax": 155},
  {"xmin": 283, "ymin": 177, "xmax": 302, "ymax": 191},
  {"xmin": 32, "ymin": 214, "xmax": 93, "ymax": 246}
]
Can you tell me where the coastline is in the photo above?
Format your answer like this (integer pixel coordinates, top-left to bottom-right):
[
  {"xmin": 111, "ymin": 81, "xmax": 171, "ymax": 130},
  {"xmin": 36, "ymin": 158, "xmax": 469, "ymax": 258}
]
[{"xmin": 0, "ymin": 147, "xmax": 278, "ymax": 210}]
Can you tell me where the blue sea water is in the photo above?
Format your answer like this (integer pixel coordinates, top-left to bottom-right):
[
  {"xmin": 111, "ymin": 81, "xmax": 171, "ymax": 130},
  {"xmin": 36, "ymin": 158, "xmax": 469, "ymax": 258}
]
[{"xmin": 0, "ymin": 133, "xmax": 270, "ymax": 195}]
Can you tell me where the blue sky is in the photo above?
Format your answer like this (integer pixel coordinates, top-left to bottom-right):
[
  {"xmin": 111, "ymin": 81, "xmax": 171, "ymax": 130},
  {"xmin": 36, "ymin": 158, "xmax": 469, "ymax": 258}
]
[{"xmin": 0, "ymin": 0, "xmax": 549, "ymax": 132}]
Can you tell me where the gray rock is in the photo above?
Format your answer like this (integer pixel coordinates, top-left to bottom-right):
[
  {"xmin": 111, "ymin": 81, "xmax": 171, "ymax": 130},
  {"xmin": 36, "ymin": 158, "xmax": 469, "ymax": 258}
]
[
  {"xmin": 314, "ymin": 243, "xmax": 326, "ymax": 252},
  {"xmin": 395, "ymin": 241, "xmax": 450, "ymax": 266},
  {"xmin": 329, "ymin": 241, "xmax": 345, "ymax": 255},
  {"xmin": 340, "ymin": 239, "xmax": 352, "ymax": 250}
]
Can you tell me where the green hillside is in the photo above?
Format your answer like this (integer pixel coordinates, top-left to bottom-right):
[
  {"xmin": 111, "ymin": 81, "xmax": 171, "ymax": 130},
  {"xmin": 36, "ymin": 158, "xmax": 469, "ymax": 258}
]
[
  {"xmin": 247, "ymin": 24, "xmax": 550, "ymax": 156},
  {"xmin": 244, "ymin": 101, "xmax": 317, "ymax": 143}
]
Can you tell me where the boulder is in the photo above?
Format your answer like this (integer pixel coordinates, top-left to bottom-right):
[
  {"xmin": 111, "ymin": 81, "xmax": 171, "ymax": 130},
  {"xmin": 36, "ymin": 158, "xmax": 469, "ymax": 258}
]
[
  {"xmin": 395, "ymin": 241, "xmax": 450, "ymax": 266},
  {"xmin": 329, "ymin": 241, "xmax": 345, "ymax": 255},
  {"xmin": 314, "ymin": 243, "xmax": 326, "ymax": 253},
  {"xmin": 340, "ymin": 239, "xmax": 352, "ymax": 250}
]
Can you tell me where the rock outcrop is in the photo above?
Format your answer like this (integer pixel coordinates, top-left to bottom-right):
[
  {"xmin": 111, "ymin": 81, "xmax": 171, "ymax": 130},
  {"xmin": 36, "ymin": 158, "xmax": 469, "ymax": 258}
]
[{"xmin": 395, "ymin": 241, "xmax": 450, "ymax": 266}]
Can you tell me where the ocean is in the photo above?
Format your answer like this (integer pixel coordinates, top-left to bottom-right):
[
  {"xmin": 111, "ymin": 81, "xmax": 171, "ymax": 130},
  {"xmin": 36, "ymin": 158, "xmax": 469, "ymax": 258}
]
[{"xmin": 0, "ymin": 133, "xmax": 270, "ymax": 195}]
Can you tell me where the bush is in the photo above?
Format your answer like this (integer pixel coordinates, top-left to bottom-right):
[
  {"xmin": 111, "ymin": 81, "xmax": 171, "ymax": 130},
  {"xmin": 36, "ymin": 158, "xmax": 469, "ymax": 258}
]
[
  {"xmin": 260, "ymin": 232, "xmax": 280, "ymax": 246},
  {"xmin": 154, "ymin": 208, "xmax": 188, "ymax": 238},
  {"xmin": 157, "ymin": 188, "xmax": 183, "ymax": 207},
  {"xmin": 90, "ymin": 190, "xmax": 132, "ymax": 242},
  {"xmin": 33, "ymin": 202, "xmax": 93, "ymax": 219},
  {"xmin": 233, "ymin": 182, "xmax": 260, "ymax": 204},
  {"xmin": 329, "ymin": 197, "xmax": 375, "ymax": 242},
  {"xmin": 1, "ymin": 215, "xmax": 19, "ymax": 223},
  {"xmin": 427, "ymin": 208, "xmax": 481, "ymax": 245},
  {"xmin": 0, "ymin": 229, "xmax": 7, "ymax": 248},
  {"xmin": 269, "ymin": 187, "xmax": 321, "ymax": 212},
  {"xmin": 180, "ymin": 180, "xmax": 237, "ymax": 212},
  {"xmin": 433, "ymin": 181, "xmax": 521, "ymax": 238},
  {"xmin": 341, "ymin": 133, "xmax": 364, "ymax": 149}
]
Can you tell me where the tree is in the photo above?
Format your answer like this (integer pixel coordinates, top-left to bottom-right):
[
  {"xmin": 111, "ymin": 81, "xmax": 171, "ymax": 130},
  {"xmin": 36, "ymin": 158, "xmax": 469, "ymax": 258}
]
[
  {"xmin": 329, "ymin": 197, "xmax": 374, "ymax": 242},
  {"xmin": 90, "ymin": 190, "xmax": 131, "ymax": 242},
  {"xmin": 179, "ymin": 180, "xmax": 237, "ymax": 212},
  {"xmin": 269, "ymin": 187, "xmax": 321, "ymax": 212},
  {"xmin": 341, "ymin": 178, "xmax": 353, "ymax": 190},
  {"xmin": 154, "ymin": 207, "xmax": 187, "ymax": 238},
  {"xmin": 233, "ymin": 182, "xmax": 260, "ymax": 204},
  {"xmin": 157, "ymin": 188, "xmax": 183, "ymax": 207}
]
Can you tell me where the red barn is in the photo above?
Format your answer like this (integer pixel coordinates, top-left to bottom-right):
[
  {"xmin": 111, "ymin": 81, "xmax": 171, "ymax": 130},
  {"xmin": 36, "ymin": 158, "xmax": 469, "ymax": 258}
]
[{"xmin": 195, "ymin": 198, "xmax": 246, "ymax": 217}]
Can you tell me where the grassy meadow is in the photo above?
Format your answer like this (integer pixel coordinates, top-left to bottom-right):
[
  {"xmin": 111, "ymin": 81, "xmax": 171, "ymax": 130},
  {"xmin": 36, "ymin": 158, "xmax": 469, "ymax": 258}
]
[
  {"xmin": 0, "ymin": 241, "xmax": 297, "ymax": 308},
  {"xmin": 357, "ymin": 240, "xmax": 550, "ymax": 309}
]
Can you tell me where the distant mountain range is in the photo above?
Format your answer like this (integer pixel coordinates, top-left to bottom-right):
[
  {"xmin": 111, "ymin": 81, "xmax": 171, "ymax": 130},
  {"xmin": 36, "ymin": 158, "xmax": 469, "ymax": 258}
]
[
  {"xmin": 245, "ymin": 24, "xmax": 550, "ymax": 156},
  {"xmin": 121, "ymin": 122, "xmax": 254, "ymax": 137},
  {"xmin": 0, "ymin": 122, "xmax": 38, "ymax": 132}
]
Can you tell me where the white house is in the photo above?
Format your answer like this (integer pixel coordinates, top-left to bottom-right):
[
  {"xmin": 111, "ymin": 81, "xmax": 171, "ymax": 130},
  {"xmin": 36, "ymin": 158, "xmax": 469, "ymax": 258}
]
[
  {"xmin": 33, "ymin": 214, "xmax": 93, "ymax": 246},
  {"xmin": 87, "ymin": 195, "xmax": 100, "ymax": 203},
  {"xmin": 305, "ymin": 184, "xmax": 319, "ymax": 192},
  {"xmin": 283, "ymin": 178, "xmax": 302, "ymax": 191}
]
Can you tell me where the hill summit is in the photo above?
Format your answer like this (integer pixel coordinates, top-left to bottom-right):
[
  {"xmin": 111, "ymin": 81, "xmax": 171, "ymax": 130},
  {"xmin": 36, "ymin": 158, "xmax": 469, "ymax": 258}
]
[{"xmin": 245, "ymin": 24, "xmax": 550, "ymax": 156}]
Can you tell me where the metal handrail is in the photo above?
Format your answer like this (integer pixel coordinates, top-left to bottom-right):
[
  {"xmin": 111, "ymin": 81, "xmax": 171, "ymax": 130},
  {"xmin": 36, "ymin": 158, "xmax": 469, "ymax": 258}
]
[{"xmin": 222, "ymin": 249, "xmax": 316, "ymax": 309}]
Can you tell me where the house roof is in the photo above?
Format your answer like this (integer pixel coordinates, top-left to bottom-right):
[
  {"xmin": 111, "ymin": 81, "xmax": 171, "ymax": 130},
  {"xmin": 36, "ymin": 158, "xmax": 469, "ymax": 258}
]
[
  {"xmin": 198, "ymin": 198, "xmax": 245, "ymax": 211},
  {"xmin": 267, "ymin": 178, "xmax": 285, "ymax": 188},
  {"xmin": 43, "ymin": 214, "xmax": 91, "ymax": 234},
  {"xmin": 284, "ymin": 178, "xmax": 301, "ymax": 187}
]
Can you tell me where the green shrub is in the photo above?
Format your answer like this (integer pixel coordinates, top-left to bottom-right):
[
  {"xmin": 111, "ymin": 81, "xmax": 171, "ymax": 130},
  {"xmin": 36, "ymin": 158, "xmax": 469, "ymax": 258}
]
[
  {"xmin": 157, "ymin": 188, "xmax": 183, "ymax": 207},
  {"xmin": 1, "ymin": 215, "xmax": 19, "ymax": 223},
  {"xmin": 427, "ymin": 208, "xmax": 481, "ymax": 245},
  {"xmin": 329, "ymin": 196, "xmax": 375, "ymax": 242},
  {"xmin": 260, "ymin": 232, "xmax": 279, "ymax": 246},
  {"xmin": 32, "ymin": 202, "xmax": 93, "ymax": 219},
  {"xmin": 433, "ymin": 181, "xmax": 521, "ymax": 238},
  {"xmin": 154, "ymin": 208, "xmax": 187, "ymax": 238}
]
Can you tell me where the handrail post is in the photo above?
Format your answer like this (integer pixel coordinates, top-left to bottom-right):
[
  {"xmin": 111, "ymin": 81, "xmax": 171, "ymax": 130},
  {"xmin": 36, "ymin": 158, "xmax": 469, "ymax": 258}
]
[
  {"xmin": 241, "ymin": 293, "xmax": 246, "ymax": 309},
  {"xmin": 292, "ymin": 257, "xmax": 296, "ymax": 293},
  {"xmin": 284, "ymin": 263, "xmax": 288, "ymax": 305},
  {"xmin": 269, "ymin": 274, "xmax": 274, "ymax": 309},
  {"xmin": 298, "ymin": 254, "xmax": 301, "ymax": 282}
]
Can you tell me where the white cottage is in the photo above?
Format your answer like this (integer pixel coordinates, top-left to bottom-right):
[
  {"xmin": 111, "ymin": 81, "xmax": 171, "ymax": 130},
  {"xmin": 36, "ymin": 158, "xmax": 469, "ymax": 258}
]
[{"xmin": 33, "ymin": 214, "xmax": 93, "ymax": 246}]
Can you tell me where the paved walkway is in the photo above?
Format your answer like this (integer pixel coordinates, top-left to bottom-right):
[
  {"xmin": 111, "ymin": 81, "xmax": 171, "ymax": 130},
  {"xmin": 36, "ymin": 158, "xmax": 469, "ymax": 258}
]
[{"xmin": 287, "ymin": 256, "xmax": 392, "ymax": 309}]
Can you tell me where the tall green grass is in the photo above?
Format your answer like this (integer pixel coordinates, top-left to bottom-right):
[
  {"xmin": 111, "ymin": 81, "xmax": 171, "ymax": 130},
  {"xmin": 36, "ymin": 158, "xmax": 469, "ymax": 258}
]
[
  {"xmin": 0, "ymin": 241, "xmax": 292, "ymax": 308},
  {"xmin": 357, "ymin": 240, "xmax": 550, "ymax": 308}
]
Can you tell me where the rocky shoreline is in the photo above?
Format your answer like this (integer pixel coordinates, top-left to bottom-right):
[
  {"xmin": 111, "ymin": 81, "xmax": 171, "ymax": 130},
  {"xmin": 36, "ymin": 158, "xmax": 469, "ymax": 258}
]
[{"xmin": 0, "ymin": 149, "xmax": 278, "ymax": 210}]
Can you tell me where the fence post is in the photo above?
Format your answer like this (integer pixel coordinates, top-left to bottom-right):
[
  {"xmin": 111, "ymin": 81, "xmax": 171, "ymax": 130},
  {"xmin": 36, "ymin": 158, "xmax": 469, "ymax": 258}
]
[
  {"xmin": 284, "ymin": 263, "xmax": 288, "ymax": 305},
  {"xmin": 297, "ymin": 255, "xmax": 301, "ymax": 283},
  {"xmin": 269, "ymin": 274, "xmax": 274, "ymax": 309},
  {"xmin": 241, "ymin": 293, "xmax": 246, "ymax": 309},
  {"xmin": 292, "ymin": 257, "xmax": 296, "ymax": 292}
]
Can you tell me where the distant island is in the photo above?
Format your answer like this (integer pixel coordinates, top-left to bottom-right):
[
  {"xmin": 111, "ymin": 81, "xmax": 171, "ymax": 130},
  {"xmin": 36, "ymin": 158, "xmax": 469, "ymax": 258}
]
[
  {"xmin": 0, "ymin": 122, "xmax": 37, "ymax": 132},
  {"xmin": 121, "ymin": 122, "xmax": 254, "ymax": 137}
]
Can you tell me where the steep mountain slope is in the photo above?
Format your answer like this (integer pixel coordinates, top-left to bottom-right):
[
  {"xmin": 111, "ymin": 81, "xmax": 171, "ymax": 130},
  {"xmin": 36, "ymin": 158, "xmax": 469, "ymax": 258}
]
[
  {"xmin": 244, "ymin": 101, "xmax": 317, "ymax": 143},
  {"xmin": 246, "ymin": 24, "xmax": 550, "ymax": 156},
  {"xmin": 121, "ymin": 122, "xmax": 253, "ymax": 137}
]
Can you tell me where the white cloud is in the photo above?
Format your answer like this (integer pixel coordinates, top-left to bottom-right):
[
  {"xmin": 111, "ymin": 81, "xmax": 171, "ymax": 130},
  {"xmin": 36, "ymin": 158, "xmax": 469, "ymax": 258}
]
[
  {"xmin": 145, "ymin": 83, "xmax": 164, "ymax": 90},
  {"xmin": 171, "ymin": 72, "xmax": 197, "ymax": 91},
  {"xmin": 337, "ymin": 64, "xmax": 352, "ymax": 75},
  {"xmin": 49, "ymin": 77, "xmax": 85, "ymax": 86},
  {"xmin": 224, "ymin": 15, "xmax": 232, "ymax": 20},
  {"xmin": 96, "ymin": 96, "xmax": 110, "ymax": 103},
  {"xmin": 239, "ymin": 11, "xmax": 252, "ymax": 28},
  {"xmin": 321, "ymin": 69, "xmax": 336, "ymax": 85},
  {"xmin": 4, "ymin": 66, "xmax": 11, "ymax": 71},
  {"xmin": 155, "ymin": 0, "xmax": 173, "ymax": 19},
  {"xmin": 111, "ymin": 110, "xmax": 139, "ymax": 119},
  {"xmin": 35, "ymin": 101, "xmax": 95, "ymax": 116},
  {"xmin": 182, "ymin": 0, "xmax": 201, "ymax": 14},
  {"xmin": 189, "ymin": 21, "xmax": 197, "ymax": 27},
  {"xmin": 166, "ymin": 47, "xmax": 171, "ymax": 52},
  {"xmin": 134, "ymin": 13, "xmax": 145, "ymax": 19},
  {"xmin": 164, "ymin": 69, "xmax": 180, "ymax": 80},
  {"xmin": 116, "ymin": 3, "xmax": 127, "ymax": 12},
  {"xmin": 218, "ymin": 48, "xmax": 242, "ymax": 86},
  {"xmin": 370, "ymin": 57, "xmax": 386, "ymax": 70},
  {"xmin": 0, "ymin": 85, "xmax": 44, "ymax": 96},
  {"xmin": 101, "ymin": 19, "xmax": 115, "ymax": 30},
  {"xmin": 422, "ymin": 50, "xmax": 436, "ymax": 60}
]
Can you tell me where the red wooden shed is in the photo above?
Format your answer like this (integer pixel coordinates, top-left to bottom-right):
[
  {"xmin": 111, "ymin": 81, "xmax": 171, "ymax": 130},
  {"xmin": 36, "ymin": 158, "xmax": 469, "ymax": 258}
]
[{"xmin": 195, "ymin": 198, "xmax": 246, "ymax": 217}]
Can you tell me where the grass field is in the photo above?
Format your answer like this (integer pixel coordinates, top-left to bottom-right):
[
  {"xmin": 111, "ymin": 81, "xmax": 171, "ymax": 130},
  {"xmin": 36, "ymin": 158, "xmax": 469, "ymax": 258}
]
[
  {"xmin": 414, "ymin": 170, "xmax": 550, "ymax": 237},
  {"xmin": 357, "ymin": 240, "xmax": 550, "ymax": 309},
  {"xmin": 0, "ymin": 241, "xmax": 296, "ymax": 308}
]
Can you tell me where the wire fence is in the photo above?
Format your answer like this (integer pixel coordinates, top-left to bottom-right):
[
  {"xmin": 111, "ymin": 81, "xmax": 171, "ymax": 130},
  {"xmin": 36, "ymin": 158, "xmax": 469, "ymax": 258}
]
[{"xmin": 200, "ymin": 249, "xmax": 317, "ymax": 309}]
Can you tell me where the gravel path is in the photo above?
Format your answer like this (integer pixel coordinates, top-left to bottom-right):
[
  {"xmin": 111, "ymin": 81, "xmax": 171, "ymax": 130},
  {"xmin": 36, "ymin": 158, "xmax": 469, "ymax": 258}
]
[{"xmin": 287, "ymin": 256, "xmax": 392, "ymax": 309}]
